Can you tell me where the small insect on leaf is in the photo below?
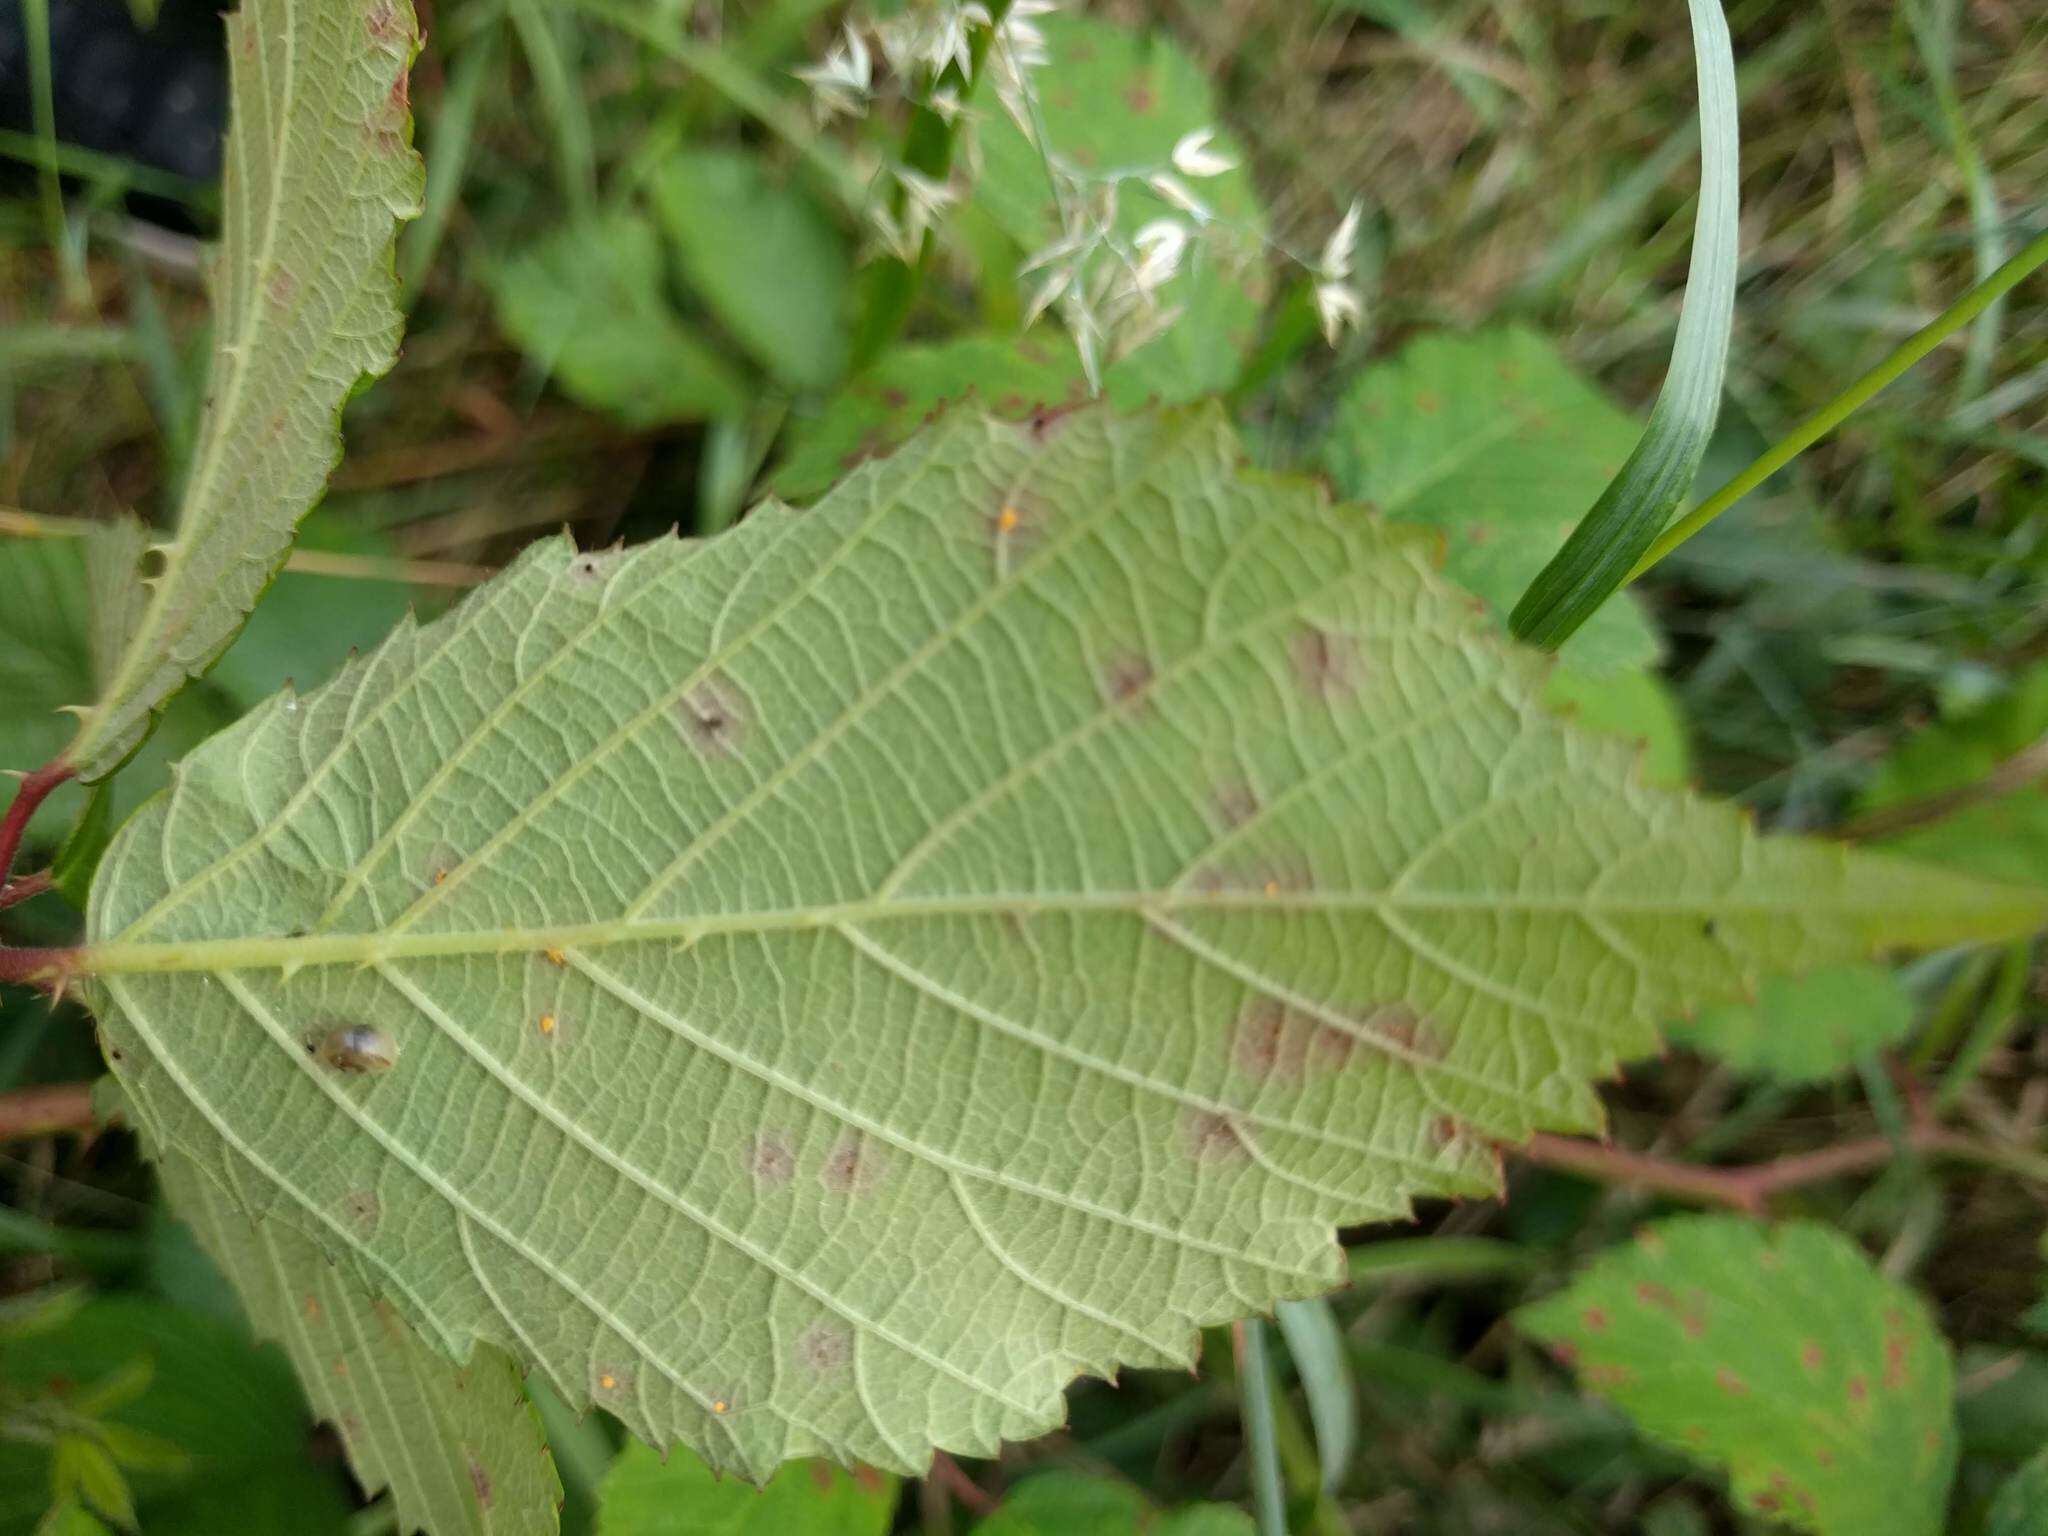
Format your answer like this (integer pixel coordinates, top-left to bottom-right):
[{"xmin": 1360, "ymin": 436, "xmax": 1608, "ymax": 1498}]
[{"xmin": 311, "ymin": 1025, "xmax": 400, "ymax": 1075}]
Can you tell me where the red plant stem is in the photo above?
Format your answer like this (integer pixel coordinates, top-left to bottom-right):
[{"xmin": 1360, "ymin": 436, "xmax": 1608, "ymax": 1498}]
[
  {"xmin": 0, "ymin": 1080, "xmax": 96, "ymax": 1140},
  {"xmin": 0, "ymin": 870, "xmax": 51, "ymax": 910},
  {"xmin": 926, "ymin": 1453, "xmax": 995, "ymax": 1516},
  {"xmin": 0, "ymin": 945, "xmax": 75, "ymax": 991},
  {"xmin": 1519, "ymin": 1125, "xmax": 2016, "ymax": 1214},
  {"xmin": 0, "ymin": 760, "xmax": 73, "ymax": 886}
]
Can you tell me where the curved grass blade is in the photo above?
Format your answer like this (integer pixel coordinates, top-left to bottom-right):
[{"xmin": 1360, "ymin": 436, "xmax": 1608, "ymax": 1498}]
[
  {"xmin": 1507, "ymin": 0, "xmax": 1737, "ymax": 651},
  {"xmin": 1273, "ymin": 1298, "xmax": 1355, "ymax": 1494}
]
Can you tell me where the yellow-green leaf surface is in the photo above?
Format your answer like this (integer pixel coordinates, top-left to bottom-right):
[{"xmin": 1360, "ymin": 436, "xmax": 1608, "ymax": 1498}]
[
  {"xmin": 1520, "ymin": 1218, "xmax": 1956, "ymax": 1535},
  {"xmin": 159, "ymin": 1154, "xmax": 560, "ymax": 1536},
  {"xmin": 63, "ymin": 0, "xmax": 424, "ymax": 781},
  {"xmin": 84, "ymin": 407, "xmax": 2035, "ymax": 1481}
]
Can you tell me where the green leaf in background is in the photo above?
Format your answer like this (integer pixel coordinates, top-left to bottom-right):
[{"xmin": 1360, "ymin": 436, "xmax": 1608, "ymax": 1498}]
[
  {"xmin": 1520, "ymin": 1217, "xmax": 1956, "ymax": 1535},
  {"xmin": 596, "ymin": 1439, "xmax": 894, "ymax": 1535},
  {"xmin": 61, "ymin": 0, "xmax": 425, "ymax": 781},
  {"xmin": 651, "ymin": 151, "xmax": 851, "ymax": 394},
  {"xmin": 1318, "ymin": 327, "xmax": 1662, "ymax": 675},
  {"xmin": 971, "ymin": 1473, "xmax": 1253, "ymax": 1536},
  {"xmin": 1667, "ymin": 963, "xmax": 1914, "ymax": 1083},
  {"xmin": 772, "ymin": 332, "xmax": 1087, "ymax": 501},
  {"xmin": 0, "ymin": 1297, "xmax": 352, "ymax": 1536},
  {"xmin": 971, "ymin": 12, "xmax": 1266, "ymax": 398},
  {"xmin": 1853, "ymin": 660, "xmax": 2048, "ymax": 890},
  {"xmin": 0, "ymin": 537, "xmax": 234, "ymax": 856},
  {"xmin": 1988, "ymin": 1447, "xmax": 2048, "ymax": 1536},
  {"xmin": 159, "ymin": 1154, "xmax": 562, "ymax": 1536},
  {"xmin": 84, "ymin": 407, "xmax": 2035, "ymax": 1480},
  {"xmin": 1541, "ymin": 665, "xmax": 1691, "ymax": 789},
  {"xmin": 487, "ymin": 212, "xmax": 749, "ymax": 426}
]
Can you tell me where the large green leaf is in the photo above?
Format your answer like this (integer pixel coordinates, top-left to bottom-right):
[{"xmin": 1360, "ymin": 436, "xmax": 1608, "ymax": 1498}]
[
  {"xmin": 595, "ymin": 1439, "xmax": 894, "ymax": 1535},
  {"xmin": 1319, "ymin": 327, "xmax": 1661, "ymax": 674},
  {"xmin": 159, "ymin": 1153, "xmax": 561, "ymax": 1536},
  {"xmin": 83, "ymin": 407, "xmax": 2035, "ymax": 1482},
  {"xmin": 62, "ymin": 0, "xmax": 424, "ymax": 781},
  {"xmin": 1519, "ymin": 1217, "xmax": 1956, "ymax": 1535}
]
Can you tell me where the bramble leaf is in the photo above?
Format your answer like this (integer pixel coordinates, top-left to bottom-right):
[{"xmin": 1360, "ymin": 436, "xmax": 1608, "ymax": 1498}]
[
  {"xmin": 159, "ymin": 1154, "xmax": 561, "ymax": 1536},
  {"xmin": 1667, "ymin": 963, "xmax": 1915, "ymax": 1083},
  {"xmin": 85, "ymin": 407, "xmax": 2038, "ymax": 1481},
  {"xmin": 1319, "ymin": 327, "xmax": 1660, "ymax": 674},
  {"xmin": 63, "ymin": 0, "xmax": 425, "ymax": 781},
  {"xmin": 1519, "ymin": 1217, "xmax": 1956, "ymax": 1535},
  {"xmin": 595, "ymin": 1439, "xmax": 894, "ymax": 1535}
]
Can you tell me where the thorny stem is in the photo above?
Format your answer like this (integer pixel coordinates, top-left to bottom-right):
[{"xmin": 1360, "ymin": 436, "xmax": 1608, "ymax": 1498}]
[
  {"xmin": 0, "ymin": 761, "xmax": 82, "ymax": 991},
  {"xmin": 0, "ymin": 761, "xmax": 73, "ymax": 892},
  {"xmin": 926, "ymin": 1452, "xmax": 995, "ymax": 1517},
  {"xmin": 1520, "ymin": 1120, "xmax": 2048, "ymax": 1215},
  {"xmin": 0, "ymin": 871, "xmax": 51, "ymax": 911}
]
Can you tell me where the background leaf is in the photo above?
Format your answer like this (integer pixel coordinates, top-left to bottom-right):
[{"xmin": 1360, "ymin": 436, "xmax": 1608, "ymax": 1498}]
[
  {"xmin": 1988, "ymin": 1447, "xmax": 2048, "ymax": 1536},
  {"xmin": 971, "ymin": 1472, "xmax": 1253, "ymax": 1536},
  {"xmin": 84, "ymin": 407, "xmax": 2034, "ymax": 1482},
  {"xmin": 1667, "ymin": 963, "xmax": 1915, "ymax": 1083},
  {"xmin": 1519, "ymin": 1217, "xmax": 1957, "ymax": 1535},
  {"xmin": 486, "ymin": 212, "xmax": 750, "ymax": 427},
  {"xmin": 158, "ymin": 1153, "xmax": 561, "ymax": 1536},
  {"xmin": 61, "ymin": 0, "xmax": 425, "ymax": 781},
  {"xmin": 1318, "ymin": 327, "xmax": 1662, "ymax": 675},
  {"xmin": 650, "ymin": 151, "xmax": 851, "ymax": 394},
  {"xmin": 595, "ymin": 1439, "xmax": 894, "ymax": 1535}
]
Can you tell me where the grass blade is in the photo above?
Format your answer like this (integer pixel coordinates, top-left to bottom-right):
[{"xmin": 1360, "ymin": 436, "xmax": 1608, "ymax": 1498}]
[
  {"xmin": 1507, "ymin": 0, "xmax": 1738, "ymax": 650},
  {"xmin": 1234, "ymin": 1320, "xmax": 1289, "ymax": 1536},
  {"xmin": 1275, "ymin": 1298, "xmax": 1357, "ymax": 1494}
]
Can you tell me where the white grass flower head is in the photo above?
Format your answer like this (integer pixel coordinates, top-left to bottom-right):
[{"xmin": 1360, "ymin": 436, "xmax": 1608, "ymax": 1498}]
[
  {"xmin": 1313, "ymin": 279, "xmax": 1363, "ymax": 346},
  {"xmin": 1319, "ymin": 199, "xmax": 1362, "ymax": 280},
  {"xmin": 1170, "ymin": 128, "xmax": 1237, "ymax": 180},
  {"xmin": 1147, "ymin": 172, "xmax": 1212, "ymax": 223},
  {"xmin": 1131, "ymin": 219, "xmax": 1189, "ymax": 291},
  {"xmin": 894, "ymin": 165, "xmax": 959, "ymax": 246},
  {"xmin": 793, "ymin": 25, "xmax": 872, "ymax": 122}
]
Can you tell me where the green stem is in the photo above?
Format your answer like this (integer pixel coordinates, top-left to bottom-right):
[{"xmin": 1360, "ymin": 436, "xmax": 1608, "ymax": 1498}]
[
  {"xmin": 1935, "ymin": 939, "xmax": 2031, "ymax": 1113},
  {"xmin": 1234, "ymin": 1320, "xmax": 1289, "ymax": 1536},
  {"xmin": 1631, "ymin": 224, "xmax": 2048, "ymax": 578},
  {"xmin": 21, "ymin": 0, "xmax": 86, "ymax": 309}
]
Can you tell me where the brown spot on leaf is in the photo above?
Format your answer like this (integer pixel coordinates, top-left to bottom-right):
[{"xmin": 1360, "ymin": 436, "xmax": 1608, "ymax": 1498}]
[
  {"xmin": 1549, "ymin": 1341, "xmax": 1578, "ymax": 1368},
  {"xmin": 748, "ymin": 1133, "xmax": 796, "ymax": 1189},
  {"xmin": 1124, "ymin": 84, "xmax": 1155, "ymax": 112},
  {"xmin": 1212, "ymin": 780, "xmax": 1259, "ymax": 829},
  {"xmin": 1847, "ymin": 1375, "xmax": 1869, "ymax": 1403},
  {"xmin": 1292, "ymin": 625, "xmax": 1362, "ymax": 697},
  {"xmin": 1584, "ymin": 1363, "xmax": 1632, "ymax": 1390},
  {"xmin": 1800, "ymin": 1340, "xmax": 1824, "ymax": 1372},
  {"xmin": 268, "ymin": 268, "xmax": 296, "ymax": 306},
  {"xmin": 1715, "ymin": 1367, "xmax": 1747, "ymax": 1396},
  {"xmin": 854, "ymin": 1465, "xmax": 886, "ymax": 1494},
  {"xmin": 1582, "ymin": 1306, "xmax": 1610, "ymax": 1333},
  {"xmin": 1101, "ymin": 653, "xmax": 1155, "ymax": 711},
  {"xmin": 342, "ymin": 1189, "xmax": 380, "ymax": 1236},
  {"xmin": 303, "ymin": 1294, "xmax": 320, "ymax": 1321},
  {"xmin": 1884, "ymin": 1333, "xmax": 1910, "ymax": 1388},
  {"xmin": 822, "ymin": 1134, "xmax": 884, "ymax": 1194},
  {"xmin": 1185, "ymin": 1109, "xmax": 1250, "ymax": 1162},
  {"xmin": 1414, "ymin": 391, "xmax": 1443, "ymax": 416},
  {"xmin": 809, "ymin": 1463, "xmax": 835, "ymax": 1492},
  {"xmin": 796, "ymin": 1323, "xmax": 852, "ymax": 1373},
  {"xmin": 468, "ymin": 1457, "xmax": 493, "ymax": 1510},
  {"xmin": 677, "ymin": 678, "xmax": 748, "ymax": 757}
]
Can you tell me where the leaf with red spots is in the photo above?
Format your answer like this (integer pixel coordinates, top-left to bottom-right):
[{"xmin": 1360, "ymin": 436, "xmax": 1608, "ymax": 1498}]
[
  {"xmin": 82, "ymin": 406, "xmax": 2036, "ymax": 1483},
  {"xmin": 158, "ymin": 1152, "xmax": 561, "ymax": 1536},
  {"xmin": 595, "ymin": 1439, "xmax": 895, "ymax": 1535},
  {"xmin": 1520, "ymin": 1217, "xmax": 1957, "ymax": 1534},
  {"xmin": 62, "ymin": 0, "xmax": 425, "ymax": 781}
]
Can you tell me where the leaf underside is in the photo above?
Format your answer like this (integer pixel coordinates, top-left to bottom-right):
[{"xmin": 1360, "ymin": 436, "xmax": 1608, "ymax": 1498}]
[
  {"xmin": 158, "ymin": 1153, "xmax": 560, "ymax": 1536},
  {"xmin": 1520, "ymin": 1217, "xmax": 1957, "ymax": 1536},
  {"xmin": 87, "ymin": 406, "xmax": 2035, "ymax": 1480},
  {"xmin": 65, "ymin": 0, "xmax": 424, "ymax": 780}
]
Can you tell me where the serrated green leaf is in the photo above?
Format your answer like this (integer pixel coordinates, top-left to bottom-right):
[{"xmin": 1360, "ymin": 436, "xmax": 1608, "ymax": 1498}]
[
  {"xmin": 1319, "ymin": 328, "xmax": 1662, "ymax": 675},
  {"xmin": 971, "ymin": 13, "xmax": 1264, "ymax": 396},
  {"xmin": 972, "ymin": 1473, "xmax": 1253, "ymax": 1536},
  {"xmin": 1519, "ymin": 1217, "xmax": 1957, "ymax": 1535},
  {"xmin": 595, "ymin": 1439, "xmax": 893, "ymax": 1535},
  {"xmin": 63, "ymin": 0, "xmax": 425, "ymax": 781},
  {"xmin": 1668, "ymin": 963, "xmax": 1915, "ymax": 1083},
  {"xmin": 486, "ymin": 212, "xmax": 750, "ymax": 427},
  {"xmin": 1541, "ymin": 666, "xmax": 1691, "ymax": 789},
  {"xmin": 158, "ymin": 1153, "xmax": 561, "ymax": 1536},
  {"xmin": 1988, "ymin": 1447, "xmax": 2048, "ymax": 1536},
  {"xmin": 82, "ymin": 407, "xmax": 2036, "ymax": 1482},
  {"xmin": 650, "ymin": 151, "xmax": 850, "ymax": 394}
]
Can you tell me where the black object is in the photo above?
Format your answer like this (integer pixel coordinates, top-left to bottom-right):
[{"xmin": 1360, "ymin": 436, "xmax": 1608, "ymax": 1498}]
[{"xmin": 0, "ymin": 0, "xmax": 227, "ymax": 185}]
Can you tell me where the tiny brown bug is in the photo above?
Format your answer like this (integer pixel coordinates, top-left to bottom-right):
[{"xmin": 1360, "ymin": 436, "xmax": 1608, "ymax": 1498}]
[{"xmin": 310, "ymin": 1025, "xmax": 399, "ymax": 1074}]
